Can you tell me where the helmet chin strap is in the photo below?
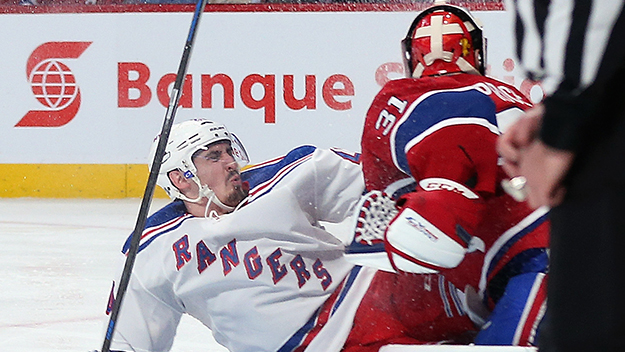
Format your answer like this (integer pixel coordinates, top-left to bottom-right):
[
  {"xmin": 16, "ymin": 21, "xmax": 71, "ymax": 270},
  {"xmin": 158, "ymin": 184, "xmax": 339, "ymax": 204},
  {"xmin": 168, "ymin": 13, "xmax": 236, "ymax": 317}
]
[
  {"xmin": 198, "ymin": 183, "xmax": 235, "ymax": 213},
  {"xmin": 178, "ymin": 176, "xmax": 236, "ymax": 216},
  {"xmin": 201, "ymin": 182, "xmax": 249, "ymax": 218}
]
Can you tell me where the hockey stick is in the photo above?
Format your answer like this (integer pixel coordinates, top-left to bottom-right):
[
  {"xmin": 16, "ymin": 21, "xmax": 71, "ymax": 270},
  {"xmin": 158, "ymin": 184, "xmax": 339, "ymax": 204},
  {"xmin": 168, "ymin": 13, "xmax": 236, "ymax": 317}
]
[{"xmin": 100, "ymin": 0, "xmax": 207, "ymax": 350}]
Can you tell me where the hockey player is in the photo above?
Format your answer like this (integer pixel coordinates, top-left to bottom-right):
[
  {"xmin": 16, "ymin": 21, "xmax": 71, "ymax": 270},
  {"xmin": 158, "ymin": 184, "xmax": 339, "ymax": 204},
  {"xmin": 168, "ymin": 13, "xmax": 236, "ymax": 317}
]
[
  {"xmin": 104, "ymin": 119, "xmax": 478, "ymax": 352},
  {"xmin": 348, "ymin": 3, "xmax": 549, "ymax": 346}
]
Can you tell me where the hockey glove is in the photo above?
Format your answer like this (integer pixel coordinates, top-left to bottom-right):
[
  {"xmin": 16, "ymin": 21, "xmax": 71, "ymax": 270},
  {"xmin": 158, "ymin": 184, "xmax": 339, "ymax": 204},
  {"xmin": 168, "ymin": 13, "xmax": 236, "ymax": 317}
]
[
  {"xmin": 345, "ymin": 190, "xmax": 398, "ymax": 272},
  {"xmin": 385, "ymin": 178, "xmax": 485, "ymax": 274}
]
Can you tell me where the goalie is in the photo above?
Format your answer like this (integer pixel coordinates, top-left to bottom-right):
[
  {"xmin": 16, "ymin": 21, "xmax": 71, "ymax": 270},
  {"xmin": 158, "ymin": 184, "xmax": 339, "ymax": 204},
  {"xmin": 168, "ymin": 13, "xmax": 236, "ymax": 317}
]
[{"xmin": 349, "ymin": 2, "xmax": 549, "ymax": 347}]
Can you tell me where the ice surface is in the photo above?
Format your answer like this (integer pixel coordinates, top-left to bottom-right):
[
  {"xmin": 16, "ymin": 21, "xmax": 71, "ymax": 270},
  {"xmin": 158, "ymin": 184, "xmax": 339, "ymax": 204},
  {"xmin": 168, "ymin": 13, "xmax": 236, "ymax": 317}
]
[
  {"xmin": 0, "ymin": 198, "xmax": 537, "ymax": 352},
  {"xmin": 0, "ymin": 198, "xmax": 228, "ymax": 352}
]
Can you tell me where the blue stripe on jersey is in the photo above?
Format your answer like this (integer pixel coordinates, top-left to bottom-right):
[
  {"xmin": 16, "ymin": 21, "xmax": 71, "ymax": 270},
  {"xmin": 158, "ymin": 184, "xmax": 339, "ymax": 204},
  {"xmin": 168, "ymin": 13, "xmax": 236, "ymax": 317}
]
[
  {"xmin": 438, "ymin": 275, "xmax": 454, "ymax": 318},
  {"xmin": 136, "ymin": 217, "xmax": 191, "ymax": 254},
  {"xmin": 448, "ymin": 280, "xmax": 466, "ymax": 316},
  {"xmin": 277, "ymin": 265, "xmax": 362, "ymax": 352},
  {"xmin": 345, "ymin": 241, "xmax": 386, "ymax": 255},
  {"xmin": 394, "ymin": 89, "xmax": 497, "ymax": 174},
  {"xmin": 277, "ymin": 308, "xmax": 319, "ymax": 352},
  {"xmin": 242, "ymin": 145, "xmax": 316, "ymax": 190},
  {"xmin": 389, "ymin": 181, "xmax": 416, "ymax": 200},
  {"xmin": 486, "ymin": 248, "xmax": 549, "ymax": 305},
  {"xmin": 485, "ymin": 212, "xmax": 550, "ymax": 283},
  {"xmin": 331, "ymin": 265, "xmax": 361, "ymax": 315},
  {"xmin": 145, "ymin": 200, "xmax": 187, "ymax": 228},
  {"xmin": 121, "ymin": 200, "xmax": 188, "ymax": 254},
  {"xmin": 330, "ymin": 148, "xmax": 361, "ymax": 164},
  {"xmin": 475, "ymin": 272, "xmax": 546, "ymax": 345}
]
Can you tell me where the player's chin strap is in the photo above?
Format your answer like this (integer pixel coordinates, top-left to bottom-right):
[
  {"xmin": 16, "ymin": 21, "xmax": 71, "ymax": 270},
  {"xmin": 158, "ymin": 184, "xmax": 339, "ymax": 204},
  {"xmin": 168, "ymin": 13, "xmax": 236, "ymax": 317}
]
[
  {"xmin": 197, "ymin": 180, "xmax": 249, "ymax": 218},
  {"xmin": 202, "ymin": 188, "xmax": 233, "ymax": 219},
  {"xmin": 177, "ymin": 176, "xmax": 236, "ymax": 217},
  {"xmin": 203, "ymin": 189, "xmax": 249, "ymax": 219}
]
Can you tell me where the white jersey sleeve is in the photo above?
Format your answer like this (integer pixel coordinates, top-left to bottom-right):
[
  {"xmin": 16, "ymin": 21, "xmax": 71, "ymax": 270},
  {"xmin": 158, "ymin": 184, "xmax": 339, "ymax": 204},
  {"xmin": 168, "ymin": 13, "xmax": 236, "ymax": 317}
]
[
  {"xmin": 312, "ymin": 148, "xmax": 364, "ymax": 223},
  {"xmin": 111, "ymin": 262, "xmax": 183, "ymax": 351},
  {"xmin": 108, "ymin": 223, "xmax": 188, "ymax": 352},
  {"xmin": 243, "ymin": 146, "xmax": 364, "ymax": 229}
]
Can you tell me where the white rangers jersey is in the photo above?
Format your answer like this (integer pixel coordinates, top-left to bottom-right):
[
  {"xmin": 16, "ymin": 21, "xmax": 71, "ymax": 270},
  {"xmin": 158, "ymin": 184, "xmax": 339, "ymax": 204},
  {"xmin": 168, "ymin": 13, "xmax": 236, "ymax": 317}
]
[{"xmin": 107, "ymin": 146, "xmax": 366, "ymax": 352}]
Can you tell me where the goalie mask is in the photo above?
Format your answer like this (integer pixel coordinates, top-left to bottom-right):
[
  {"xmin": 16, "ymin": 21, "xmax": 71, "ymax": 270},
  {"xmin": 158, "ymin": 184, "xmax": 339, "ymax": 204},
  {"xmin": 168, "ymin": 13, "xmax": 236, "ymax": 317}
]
[
  {"xmin": 149, "ymin": 119, "xmax": 249, "ymax": 208},
  {"xmin": 402, "ymin": 3, "xmax": 486, "ymax": 78}
]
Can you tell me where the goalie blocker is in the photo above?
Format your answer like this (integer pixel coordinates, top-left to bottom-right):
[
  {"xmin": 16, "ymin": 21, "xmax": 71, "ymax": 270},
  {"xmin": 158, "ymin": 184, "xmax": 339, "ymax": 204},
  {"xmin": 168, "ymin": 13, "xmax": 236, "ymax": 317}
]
[{"xmin": 386, "ymin": 178, "xmax": 485, "ymax": 274}]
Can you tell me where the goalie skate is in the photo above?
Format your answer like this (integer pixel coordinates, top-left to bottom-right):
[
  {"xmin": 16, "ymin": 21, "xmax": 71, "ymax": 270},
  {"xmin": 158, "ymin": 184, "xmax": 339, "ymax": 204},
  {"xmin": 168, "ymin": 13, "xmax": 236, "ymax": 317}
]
[{"xmin": 345, "ymin": 190, "xmax": 397, "ymax": 272}]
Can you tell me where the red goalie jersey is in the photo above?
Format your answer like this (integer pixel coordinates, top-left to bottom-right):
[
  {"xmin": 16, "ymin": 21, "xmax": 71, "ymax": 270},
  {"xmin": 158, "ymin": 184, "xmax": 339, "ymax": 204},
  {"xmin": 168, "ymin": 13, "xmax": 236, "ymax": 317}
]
[{"xmin": 359, "ymin": 73, "xmax": 550, "ymax": 345}]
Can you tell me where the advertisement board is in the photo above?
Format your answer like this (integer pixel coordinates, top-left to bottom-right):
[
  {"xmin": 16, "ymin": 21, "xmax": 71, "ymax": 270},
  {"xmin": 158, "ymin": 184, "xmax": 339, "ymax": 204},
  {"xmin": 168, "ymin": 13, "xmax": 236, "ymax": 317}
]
[{"xmin": 0, "ymin": 4, "xmax": 543, "ymax": 197}]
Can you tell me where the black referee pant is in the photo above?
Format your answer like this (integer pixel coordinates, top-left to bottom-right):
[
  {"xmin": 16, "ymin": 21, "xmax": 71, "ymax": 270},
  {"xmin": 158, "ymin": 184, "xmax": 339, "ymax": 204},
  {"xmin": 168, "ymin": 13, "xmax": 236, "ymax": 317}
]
[{"xmin": 539, "ymin": 101, "xmax": 625, "ymax": 352}]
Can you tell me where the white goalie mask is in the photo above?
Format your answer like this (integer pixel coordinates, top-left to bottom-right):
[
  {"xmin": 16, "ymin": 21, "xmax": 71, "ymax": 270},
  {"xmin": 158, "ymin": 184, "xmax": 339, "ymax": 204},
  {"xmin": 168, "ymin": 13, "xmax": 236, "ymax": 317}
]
[{"xmin": 149, "ymin": 119, "xmax": 249, "ymax": 207}]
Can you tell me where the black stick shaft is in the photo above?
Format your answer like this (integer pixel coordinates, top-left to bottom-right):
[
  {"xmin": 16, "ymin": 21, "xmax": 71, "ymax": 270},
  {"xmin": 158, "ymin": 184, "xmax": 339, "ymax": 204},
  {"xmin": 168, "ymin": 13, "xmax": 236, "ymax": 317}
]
[{"xmin": 101, "ymin": 1, "xmax": 207, "ymax": 350}]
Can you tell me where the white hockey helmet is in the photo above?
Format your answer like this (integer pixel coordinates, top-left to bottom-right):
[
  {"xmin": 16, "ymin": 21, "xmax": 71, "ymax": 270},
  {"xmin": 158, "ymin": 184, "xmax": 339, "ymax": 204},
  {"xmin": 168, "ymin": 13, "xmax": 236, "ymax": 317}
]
[{"xmin": 149, "ymin": 119, "xmax": 249, "ymax": 203}]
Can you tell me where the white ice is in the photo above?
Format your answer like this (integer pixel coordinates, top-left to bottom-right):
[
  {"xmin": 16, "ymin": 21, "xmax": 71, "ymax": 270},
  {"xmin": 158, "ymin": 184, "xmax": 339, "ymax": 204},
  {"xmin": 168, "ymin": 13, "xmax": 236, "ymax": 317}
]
[
  {"xmin": 0, "ymin": 198, "xmax": 228, "ymax": 352},
  {"xmin": 0, "ymin": 198, "xmax": 537, "ymax": 352}
]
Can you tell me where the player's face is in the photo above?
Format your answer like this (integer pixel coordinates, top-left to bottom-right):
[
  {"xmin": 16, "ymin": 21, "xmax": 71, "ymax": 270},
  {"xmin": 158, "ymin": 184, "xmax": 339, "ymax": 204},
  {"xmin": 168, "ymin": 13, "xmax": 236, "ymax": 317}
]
[{"xmin": 192, "ymin": 141, "xmax": 248, "ymax": 207}]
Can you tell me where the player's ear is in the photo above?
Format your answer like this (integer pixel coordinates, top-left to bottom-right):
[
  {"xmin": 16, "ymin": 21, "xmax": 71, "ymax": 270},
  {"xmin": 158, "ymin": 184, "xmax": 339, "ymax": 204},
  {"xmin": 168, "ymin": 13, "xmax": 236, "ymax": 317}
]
[{"xmin": 168, "ymin": 169, "xmax": 192, "ymax": 193}]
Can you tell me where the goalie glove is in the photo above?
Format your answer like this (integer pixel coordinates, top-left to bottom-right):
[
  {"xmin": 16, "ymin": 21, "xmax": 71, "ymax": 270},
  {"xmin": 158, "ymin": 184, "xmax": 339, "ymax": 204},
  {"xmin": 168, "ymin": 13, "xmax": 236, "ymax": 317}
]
[{"xmin": 385, "ymin": 178, "xmax": 486, "ymax": 274}]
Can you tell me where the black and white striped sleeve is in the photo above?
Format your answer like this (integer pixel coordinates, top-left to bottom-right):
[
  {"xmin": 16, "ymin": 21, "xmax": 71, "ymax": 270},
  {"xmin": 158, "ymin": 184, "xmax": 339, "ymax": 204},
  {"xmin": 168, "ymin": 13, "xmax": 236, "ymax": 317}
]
[{"xmin": 505, "ymin": 0, "xmax": 625, "ymax": 151}]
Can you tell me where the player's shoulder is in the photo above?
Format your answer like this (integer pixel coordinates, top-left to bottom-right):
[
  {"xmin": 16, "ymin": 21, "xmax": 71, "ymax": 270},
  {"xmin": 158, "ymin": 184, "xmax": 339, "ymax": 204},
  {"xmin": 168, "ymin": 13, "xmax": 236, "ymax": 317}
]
[
  {"xmin": 479, "ymin": 75, "xmax": 525, "ymax": 93},
  {"xmin": 368, "ymin": 77, "xmax": 445, "ymax": 114},
  {"xmin": 146, "ymin": 200, "xmax": 189, "ymax": 228},
  {"xmin": 241, "ymin": 145, "xmax": 360, "ymax": 196},
  {"xmin": 376, "ymin": 75, "xmax": 502, "ymax": 101},
  {"xmin": 474, "ymin": 75, "xmax": 533, "ymax": 108},
  {"xmin": 122, "ymin": 200, "xmax": 191, "ymax": 255},
  {"xmin": 244, "ymin": 145, "xmax": 317, "ymax": 173},
  {"xmin": 242, "ymin": 145, "xmax": 318, "ymax": 188},
  {"xmin": 376, "ymin": 77, "xmax": 428, "ymax": 96}
]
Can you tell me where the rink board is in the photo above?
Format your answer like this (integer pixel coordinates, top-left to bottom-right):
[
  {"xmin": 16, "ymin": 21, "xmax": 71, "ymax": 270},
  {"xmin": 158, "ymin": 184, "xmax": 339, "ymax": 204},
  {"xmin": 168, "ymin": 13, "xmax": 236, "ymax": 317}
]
[
  {"xmin": 0, "ymin": 163, "xmax": 166, "ymax": 198},
  {"xmin": 0, "ymin": 3, "xmax": 543, "ymax": 198},
  {"xmin": 380, "ymin": 346, "xmax": 536, "ymax": 351}
]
